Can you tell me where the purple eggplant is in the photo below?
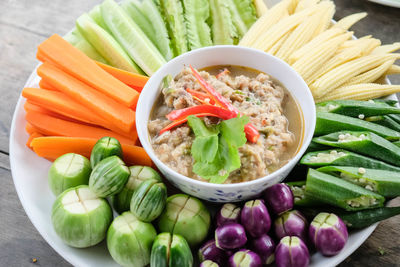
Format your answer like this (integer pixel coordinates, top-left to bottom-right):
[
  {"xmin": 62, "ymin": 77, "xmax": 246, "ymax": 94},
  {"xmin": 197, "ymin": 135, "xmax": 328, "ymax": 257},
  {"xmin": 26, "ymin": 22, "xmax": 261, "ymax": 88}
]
[
  {"xmin": 215, "ymin": 223, "xmax": 247, "ymax": 250},
  {"xmin": 275, "ymin": 210, "xmax": 308, "ymax": 241},
  {"xmin": 250, "ymin": 234, "xmax": 275, "ymax": 265},
  {"xmin": 309, "ymin": 212, "xmax": 348, "ymax": 256},
  {"xmin": 229, "ymin": 249, "xmax": 262, "ymax": 267},
  {"xmin": 241, "ymin": 199, "xmax": 271, "ymax": 238},
  {"xmin": 198, "ymin": 239, "xmax": 227, "ymax": 265},
  {"xmin": 275, "ymin": 236, "xmax": 310, "ymax": 267},
  {"xmin": 200, "ymin": 260, "xmax": 219, "ymax": 267},
  {"xmin": 216, "ymin": 203, "xmax": 241, "ymax": 227},
  {"xmin": 264, "ymin": 183, "xmax": 294, "ymax": 215}
]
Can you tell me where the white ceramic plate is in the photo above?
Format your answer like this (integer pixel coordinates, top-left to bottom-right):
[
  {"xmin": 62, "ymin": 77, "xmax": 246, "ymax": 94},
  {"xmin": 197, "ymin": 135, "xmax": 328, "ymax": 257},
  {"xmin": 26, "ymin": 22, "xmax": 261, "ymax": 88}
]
[
  {"xmin": 368, "ymin": 0, "xmax": 400, "ymax": 8},
  {"xmin": 12, "ymin": 67, "xmax": 393, "ymax": 267},
  {"xmin": 8, "ymin": 0, "xmax": 394, "ymax": 265}
]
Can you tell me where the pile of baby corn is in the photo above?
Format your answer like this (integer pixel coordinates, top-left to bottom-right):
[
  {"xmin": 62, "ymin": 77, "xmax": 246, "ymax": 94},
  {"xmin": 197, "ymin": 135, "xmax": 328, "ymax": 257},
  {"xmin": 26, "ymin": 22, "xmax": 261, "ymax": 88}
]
[{"xmin": 240, "ymin": 0, "xmax": 400, "ymax": 102}]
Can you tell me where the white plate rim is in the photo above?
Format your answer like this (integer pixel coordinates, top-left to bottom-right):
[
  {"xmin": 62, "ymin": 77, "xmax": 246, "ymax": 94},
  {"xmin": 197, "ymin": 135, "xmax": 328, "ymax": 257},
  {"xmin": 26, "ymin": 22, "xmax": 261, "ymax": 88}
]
[{"xmin": 368, "ymin": 0, "xmax": 400, "ymax": 8}]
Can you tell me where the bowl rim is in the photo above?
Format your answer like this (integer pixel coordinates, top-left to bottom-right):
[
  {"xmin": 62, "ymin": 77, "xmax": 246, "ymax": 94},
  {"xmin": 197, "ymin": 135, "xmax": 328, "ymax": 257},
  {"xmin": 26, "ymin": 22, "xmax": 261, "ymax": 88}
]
[{"xmin": 136, "ymin": 45, "xmax": 316, "ymax": 189}]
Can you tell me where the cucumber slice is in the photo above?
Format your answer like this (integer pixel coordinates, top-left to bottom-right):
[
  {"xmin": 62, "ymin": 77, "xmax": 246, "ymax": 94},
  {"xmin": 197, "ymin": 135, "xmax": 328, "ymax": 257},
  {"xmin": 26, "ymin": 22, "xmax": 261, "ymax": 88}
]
[
  {"xmin": 122, "ymin": 0, "xmax": 173, "ymax": 60},
  {"xmin": 64, "ymin": 29, "xmax": 108, "ymax": 63},
  {"xmin": 51, "ymin": 185, "xmax": 112, "ymax": 248},
  {"xmin": 208, "ymin": 0, "xmax": 238, "ymax": 45},
  {"xmin": 182, "ymin": 0, "xmax": 213, "ymax": 50},
  {"xmin": 76, "ymin": 13, "xmax": 144, "ymax": 74},
  {"xmin": 107, "ymin": 212, "xmax": 157, "ymax": 267},
  {"xmin": 160, "ymin": 0, "xmax": 189, "ymax": 56},
  {"xmin": 48, "ymin": 153, "xmax": 91, "ymax": 196},
  {"xmin": 88, "ymin": 5, "xmax": 108, "ymax": 30},
  {"xmin": 101, "ymin": 0, "xmax": 166, "ymax": 76}
]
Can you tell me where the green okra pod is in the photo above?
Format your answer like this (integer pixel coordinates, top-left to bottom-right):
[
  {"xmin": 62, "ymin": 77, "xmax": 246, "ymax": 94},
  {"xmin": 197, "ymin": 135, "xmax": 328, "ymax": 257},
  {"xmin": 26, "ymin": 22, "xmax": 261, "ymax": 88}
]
[
  {"xmin": 315, "ymin": 112, "xmax": 400, "ymax": 140},
  {"xmin": 305, "ymin": 141, "xmax": 331, "ymax": 152},
  {"xmin": 300, "ymin": 149, "xmax": 400, "ymax": 172},
  {"xmin": 286, "ymin": 181, "xmax": 321, "ymax": 207},
  {"xmin": 365, "ymin": 115, "xmax": 400, "ymax": 132},
  {"xmin": 313, "ymin": 131, "xmax": 400, "ymax": 167},
  {"xmin": 373, "ymin": 99, "xmax": 398, "ymax": 107},
  {"xmin": 317, "ymin": 166, "xmax": 400, "ymax": 197},
  {"xmin": 299, "ymin": 206, "xmax": 400, "ymax": 229},
  {"xmin": 305, "ymin": 169, "xmax": 385, "ymax": 211},
  {"xmin": 337, "ymin": 206, "xmax": 400, "ymax": 229},
  {"xmin": 316, "ymin": 99, "xmax": 400, "ymax": 117}
]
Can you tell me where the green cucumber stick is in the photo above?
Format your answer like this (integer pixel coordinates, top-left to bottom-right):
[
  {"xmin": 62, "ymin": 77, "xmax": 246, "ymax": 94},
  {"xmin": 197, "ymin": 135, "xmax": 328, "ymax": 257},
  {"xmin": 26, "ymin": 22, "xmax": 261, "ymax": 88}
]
[
  {"xmin": 64, "ymin": 29, "xmax": 108, "ymax": 64},
  {"xmin": 101, "ymin": 0, "xmax": 166, "ymax": 76},
  {"xmin": 182, "ymin": 0, "xmax": 212, "ymax": 50},
  {"xmin": 208, "ymin": 0, "xmax": 238, "ymax": 45},
  {"xmin": 76, "ymin": 13, "xmax": 143, "ymax": 74}
]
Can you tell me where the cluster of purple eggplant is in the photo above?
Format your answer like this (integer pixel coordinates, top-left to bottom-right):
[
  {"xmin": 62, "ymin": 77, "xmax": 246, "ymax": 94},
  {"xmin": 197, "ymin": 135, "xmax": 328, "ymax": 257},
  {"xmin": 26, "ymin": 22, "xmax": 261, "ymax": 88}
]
[{"xmin": 198, "ymin": 183, "xmax": 349, "ymax": 267}]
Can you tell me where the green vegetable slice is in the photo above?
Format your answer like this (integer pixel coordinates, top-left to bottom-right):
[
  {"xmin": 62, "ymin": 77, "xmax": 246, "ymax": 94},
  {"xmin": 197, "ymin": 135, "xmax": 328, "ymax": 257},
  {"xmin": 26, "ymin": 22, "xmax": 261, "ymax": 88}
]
[
  {"xmin": 315, "ymin": 112, "xmax": 400, "ymax": 140},
  {"xmin": 88, "ymin": 5, "xmax": 109, "ymax": 30},
  {"xmin": 76, "ymin": 13, "xmax": 144, "ymax": 74},
  {"xmin": 305, "ymin": 169, "xmax": 385, "ymax": 211},
  {"xmin": 317, "ymin": 166, "xmax": 400, "ymax": 197},
  {"xmin": 208, "ymin": 0, "xmax": 238, "ymax": 45},
  {"xmin": 101, "ymin": 0, "xmax": 166, "ymax": 75},
  {"xmin": 182, "ymin": 0, "xmax": 212, "ymax": 50},
  {"xmin": 64, "ymin": 29, "xmax": 108, "ymax": 63},
  {"xmin": 122, "ymin": 0, "xmax": 173, "ymax": 60},
  {"xmin": 300, "ymin": 149, "xmax": 400, "ymax": 171},
  {"xmin": 225, "ymin": 0, "xmax": 256, "ymax": 39},
  {"xmin": 160, "ymin": 0, "xmax": 188, "ymax": 56},
  {"xmin": 312, "ymin": 131, "xmax": 400, "ymax": 167},
  {"xmin": 316, "ymin": 99, "xmax": 400, "ymax": 117}
]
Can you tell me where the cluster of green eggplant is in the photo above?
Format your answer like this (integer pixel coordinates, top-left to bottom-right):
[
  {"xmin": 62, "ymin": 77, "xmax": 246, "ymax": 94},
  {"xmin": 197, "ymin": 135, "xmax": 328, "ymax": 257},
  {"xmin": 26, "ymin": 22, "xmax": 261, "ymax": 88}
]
[
  {"xmin": 289, "ymin": 99, "xmax": 400, "ymax": 229},
  {"xmin": 48, "ymin": 136, "xmax": 211, "ymax": 267}
]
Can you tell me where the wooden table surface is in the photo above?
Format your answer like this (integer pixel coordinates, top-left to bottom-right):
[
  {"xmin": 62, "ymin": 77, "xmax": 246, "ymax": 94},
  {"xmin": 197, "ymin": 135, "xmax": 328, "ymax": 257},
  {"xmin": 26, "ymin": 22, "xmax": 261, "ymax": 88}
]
[{"xmin": 1, "ymin": 0, "xmax": 400, "ymax": 266}]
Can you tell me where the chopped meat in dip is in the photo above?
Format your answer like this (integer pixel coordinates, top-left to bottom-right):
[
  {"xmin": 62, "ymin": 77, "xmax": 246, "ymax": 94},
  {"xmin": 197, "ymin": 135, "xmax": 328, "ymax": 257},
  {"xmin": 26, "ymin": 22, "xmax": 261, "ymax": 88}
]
[{"xmin": 148, "ymin": 66, "xmax": 301, "ymax": 183}]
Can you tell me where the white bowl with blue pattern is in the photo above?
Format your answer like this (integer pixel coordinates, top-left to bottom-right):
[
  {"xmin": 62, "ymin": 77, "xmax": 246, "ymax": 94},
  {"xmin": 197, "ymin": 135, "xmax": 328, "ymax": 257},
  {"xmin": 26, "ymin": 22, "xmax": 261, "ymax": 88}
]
[{"xmin": 136, "ymin": 46, "xmax": 316, "ymax": 202}]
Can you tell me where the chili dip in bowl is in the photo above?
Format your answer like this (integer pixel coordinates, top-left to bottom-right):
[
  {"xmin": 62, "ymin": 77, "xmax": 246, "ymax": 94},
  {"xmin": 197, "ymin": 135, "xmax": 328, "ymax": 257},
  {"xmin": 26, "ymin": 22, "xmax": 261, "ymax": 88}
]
[{"xmin": 136, "ymin": 46, "xmax": 316, "ymax": 202}]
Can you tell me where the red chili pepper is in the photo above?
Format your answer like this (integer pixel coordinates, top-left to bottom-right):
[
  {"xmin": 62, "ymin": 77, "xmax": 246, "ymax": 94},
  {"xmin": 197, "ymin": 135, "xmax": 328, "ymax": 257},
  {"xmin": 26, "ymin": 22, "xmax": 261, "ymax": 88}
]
[
  {"xmin": 245, "ymin": 123, "xmax": 260, "ymax": 143},
  {"xmin": 186, "ymin": 88, "xmax": 215, "ymax": 105},
  {"xmin": 190, "ymin": 65, "xmax": 236, "ymax": 113},
  {"xmin": 159, "ymin": 113, "xmax": 228, "ymax": 135},
  {"xmin": 190, "ymin": 65, "xmax": 260, "ymax": 143},
  {"xmin": 166, "ymin": 105, "xmax": 236, "ymax": 121}
]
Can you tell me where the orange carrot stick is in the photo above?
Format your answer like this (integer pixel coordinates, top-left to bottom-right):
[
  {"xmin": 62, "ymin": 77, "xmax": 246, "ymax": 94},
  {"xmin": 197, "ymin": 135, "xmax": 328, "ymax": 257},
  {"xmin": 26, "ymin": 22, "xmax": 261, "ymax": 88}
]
[
  {"xmin": 37, "ymin": 62, "xmax": 135, "ymax": 135},
  {"xmin": 39, "ymin": 79, "xmax": 58, "ymax": 91},
  {"xmin": 95, "ymin": 61, "xmax": 148, "ymax": 92},
  {"xmin": 26, "ymin": 132, "xmax": 44, "ymax": 148},
  {"xmin": 25, "ymin": 123, "xmax": 36, "ymax": 135},
  {"xmin": 31, "ymin": 136, "xmax": 152, "ymax": 167},
  {"xmin": 25, "ymin": 111, "xmax": 137, "ymax": 145},
  {"xmin": 37, "ymin": 34, "xmax": 139, "ymax": 107},
  {"xmin": 23, "ymin": 87, "xmax": 110, "ymax": 126}
]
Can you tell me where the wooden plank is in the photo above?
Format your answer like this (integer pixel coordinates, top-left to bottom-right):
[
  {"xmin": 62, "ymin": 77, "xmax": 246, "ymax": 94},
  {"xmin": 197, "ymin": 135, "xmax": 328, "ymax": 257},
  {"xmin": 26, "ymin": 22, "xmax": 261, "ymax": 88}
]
[{"xmin": 0, "ymin": 153, "xmax": 70, "ymax": 266}]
